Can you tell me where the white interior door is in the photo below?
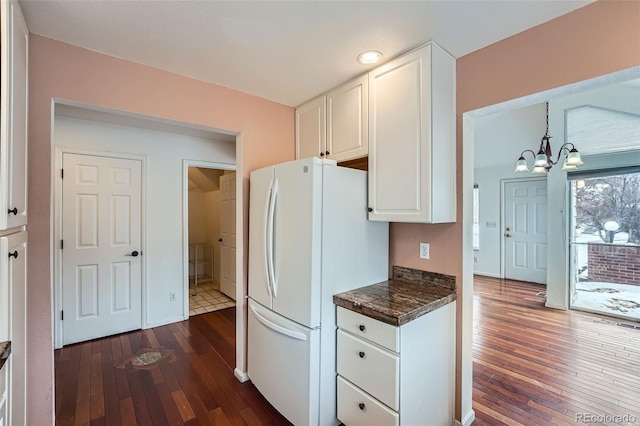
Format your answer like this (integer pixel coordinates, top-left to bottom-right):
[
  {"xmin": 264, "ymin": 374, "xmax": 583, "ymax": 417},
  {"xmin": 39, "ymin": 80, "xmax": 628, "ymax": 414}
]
[
  {"xmin": 219, "ymin": 172, "xmax": 236, "ymax": 300},
  {"xmin": 62, "ymin": 153, "xmax": 142, "ymax": 345},
  {"xmin": 504, "ymin": 179, "xmax": 548, "ymax": 284}
]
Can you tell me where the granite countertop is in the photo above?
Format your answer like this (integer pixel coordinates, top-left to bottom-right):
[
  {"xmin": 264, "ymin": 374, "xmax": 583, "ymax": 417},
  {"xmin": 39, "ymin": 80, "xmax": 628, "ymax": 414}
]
[
  {"xmin": 0, "ymin": 341, "xmax": 11, "ymax": 371},
  {"xmin": 333, "ymin": 266, "xmax": 456, "ymax": 326}
]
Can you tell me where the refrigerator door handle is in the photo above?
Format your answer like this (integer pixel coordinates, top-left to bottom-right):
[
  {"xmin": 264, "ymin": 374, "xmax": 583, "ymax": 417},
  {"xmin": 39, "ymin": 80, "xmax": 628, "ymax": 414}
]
[
  {"xmin": 267, "ymin": 178, "xmax": 279, "ymax": 297},
  {"xmin": 250, "ymin": 304, "xmax": 307, "ymax": 341},
  {"xmin": 263, "ymin": 178, "xmax": 274, "ymax": 297}
]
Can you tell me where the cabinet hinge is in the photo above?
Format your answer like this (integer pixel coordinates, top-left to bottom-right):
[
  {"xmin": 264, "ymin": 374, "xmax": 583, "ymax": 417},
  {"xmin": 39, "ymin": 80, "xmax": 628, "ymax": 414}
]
[
  {"xmin": 61, "ymin": 168, "xmax": 64, "ymax": 179},
  {"xmin": 61, "ymin": 310, "xmax": 64, "ymax": 321},
  {"xmin": 60, "ymin": 240, "xmax": 63, "ymax": 250}
]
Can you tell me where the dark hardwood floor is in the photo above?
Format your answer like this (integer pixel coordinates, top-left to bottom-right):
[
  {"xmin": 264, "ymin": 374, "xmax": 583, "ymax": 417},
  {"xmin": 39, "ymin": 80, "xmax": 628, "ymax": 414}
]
[
  {"xmin": 472, "ymin": 276, "xmax": 640, "ymax": 425},
  {"xmin": 54, "ymin": 308, "xmax": 291, "ymax": 425},
  {"xmin": 55, "ymin": 278, "xmax": 640, "ymax": 425}
]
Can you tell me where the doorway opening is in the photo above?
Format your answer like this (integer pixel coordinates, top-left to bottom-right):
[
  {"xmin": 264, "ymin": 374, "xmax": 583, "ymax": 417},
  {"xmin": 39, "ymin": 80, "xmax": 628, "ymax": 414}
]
[
  {"xmin": 568, "ymin": 169, "xmax": 640, "ymax": 321},
  {"xmin": 185, "ymin": 165, "xmax": 236, "ymax": 317}
]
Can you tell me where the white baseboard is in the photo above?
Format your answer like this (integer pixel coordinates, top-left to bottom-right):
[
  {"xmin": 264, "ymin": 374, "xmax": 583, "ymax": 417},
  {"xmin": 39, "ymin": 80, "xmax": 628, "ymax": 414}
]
[
  {"xmin": 455, "ymin": 409, "xmax": 475, "ymax": 426},
  {"xmin": 144, "ymin": 315, "xmax": 185, "ymax": 329},
  {"xmin": 234, "ymin": 368, "xmax": 249, "ymax": 383},
  {"xmin": 473, "ymin": 271, "xmax": 502, "ymax": 279},
  {"xmin": 545, "ymin": 301, "xmax": 568, "ymax": 310}
]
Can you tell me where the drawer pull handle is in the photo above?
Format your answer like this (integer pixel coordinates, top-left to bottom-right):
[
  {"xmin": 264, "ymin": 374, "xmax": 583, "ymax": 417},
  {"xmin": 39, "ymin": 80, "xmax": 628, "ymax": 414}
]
[
  {"xmin": 359, "ymin": 402, "xmax": 365, "ymax": 410},
  {"xmin": 358, "ymin": 351, "xmax": 365, "ymax": 358},
  {"xmin": 8, "ymin": 251, "xmax": 18, "ymax": 259},
  {"xmin": 358, "ymin": 324, "xmax": 366, "ymax": 332},
  {"xmin": 8, "ymin": 207, "xmax": 18, "ymax": 215}
]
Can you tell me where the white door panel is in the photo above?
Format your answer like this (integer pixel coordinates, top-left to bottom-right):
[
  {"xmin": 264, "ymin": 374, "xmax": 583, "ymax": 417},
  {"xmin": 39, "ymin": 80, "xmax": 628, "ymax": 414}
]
[
  {"xmin": 248, "ymin": 166, "xmax": 275, "ymax": 309},
  {"xmin": 505, "ymin": 180, "xmax": 547, "ymax": 284},
  {"xmin": 219, "ymin": 172, "xmax": 237, "ymax": 300},
  {"xmin": 62, "ymin": 153, "xmax": 142, "ymax": 345},
  {"xmin": 271, "ymin": 158, "xmax": 322, "ymax": 328},
  {"xmin": 1, "ymin": 231, "xmax": 27, "ymax": 425}
]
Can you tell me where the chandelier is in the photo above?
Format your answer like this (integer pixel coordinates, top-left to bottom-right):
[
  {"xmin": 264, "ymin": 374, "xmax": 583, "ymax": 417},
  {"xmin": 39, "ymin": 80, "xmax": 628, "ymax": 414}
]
[{"xmin": 514, "ymin": 102, "xmax": 584, "ymax": 173}]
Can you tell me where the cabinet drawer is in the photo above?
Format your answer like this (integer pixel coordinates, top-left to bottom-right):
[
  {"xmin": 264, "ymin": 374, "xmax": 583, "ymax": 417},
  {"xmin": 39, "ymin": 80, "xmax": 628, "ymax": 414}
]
[
  {"xmin": 337, "ymin": 307, "xmax": 399, "ymax": 352},
  {"xmin": 337, "ymin": 376, "xmax": 398, "ymax": 426},
  {"xmin": 337, "ymin": 329, "xmax": 399, "ymax": 410}
]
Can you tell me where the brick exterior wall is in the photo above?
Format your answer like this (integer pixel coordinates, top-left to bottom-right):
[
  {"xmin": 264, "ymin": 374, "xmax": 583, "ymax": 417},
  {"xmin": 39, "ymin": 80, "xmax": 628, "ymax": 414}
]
[{"xmin": 587, "ymin": 243, "xmax": 640, "ymax": 286}]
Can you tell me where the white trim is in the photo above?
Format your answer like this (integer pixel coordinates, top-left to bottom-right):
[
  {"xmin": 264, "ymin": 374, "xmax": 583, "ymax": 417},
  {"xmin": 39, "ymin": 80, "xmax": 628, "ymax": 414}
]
[
  {"xmin": 234, "ymin": 368, "xmax": 249, "ymax": 383},
  {"xmin": 234, "ymin": 134, "xmax": 247, "ymax": 381},
  {"xmin": 455, "ymin": 409, "xmax": 476, "ymax": 426},
  {"xmin": 144, "ymin": 315, "xmax": 187, "ymax": 329},
  {"xmin": 53, "ymin": 147, "xmax": 147, "ymax": 348},
  {"xmin": 473, "ymin": 272, "xmax": 502, "ymax": 279},
  {"xmin": 182, "ymin": 158, "xmax": 236, "ymax": 321},
  {"xmin": 499, "ymin": 176, "xmax": 546, "ymax": 280}
]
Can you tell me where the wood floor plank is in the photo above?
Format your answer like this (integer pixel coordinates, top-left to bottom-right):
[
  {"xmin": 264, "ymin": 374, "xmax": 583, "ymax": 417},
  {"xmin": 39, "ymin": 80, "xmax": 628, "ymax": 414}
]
[{"xmin": 55, "ymin": 277, "xmax": 639, "ymax": 426}]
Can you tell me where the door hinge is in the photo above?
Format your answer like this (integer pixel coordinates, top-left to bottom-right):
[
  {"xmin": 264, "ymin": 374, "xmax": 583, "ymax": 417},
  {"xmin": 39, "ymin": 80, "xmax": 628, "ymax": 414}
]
[
  {"xmin": 60, "ymin": 240, "xmax": 63, "ymax": 250},
  {"xmin": 61, "ymin": 168, "xmax": 64, "ymax": 179},
  {"xmin": 61, "ymin": 310, "xmax": 64, "ymax": 321}
]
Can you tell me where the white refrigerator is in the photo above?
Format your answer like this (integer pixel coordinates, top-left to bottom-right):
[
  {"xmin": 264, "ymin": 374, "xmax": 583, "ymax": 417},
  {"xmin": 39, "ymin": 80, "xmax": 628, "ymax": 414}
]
[{"xmin": 248, "ymin": 157, "xmax": 388, "ymax": 425}]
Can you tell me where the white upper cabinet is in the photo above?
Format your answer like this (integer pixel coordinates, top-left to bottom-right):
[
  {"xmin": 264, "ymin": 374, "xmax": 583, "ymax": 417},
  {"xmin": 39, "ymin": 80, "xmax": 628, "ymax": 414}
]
[
  {"xmin": 295, "ymin": 96, "xmax": 326, "ymax": 160},
  {"xmin": 368, "ymin": 42, "xmax": 456, "ymax": 223},
  {"xmin": 296, "ymin": 75, "xmax": 368, "ymax": 162},
  {"xmin": 326, "ymin": 75, "xmax": 368, "ymax": 162},
  {"xmin": 1, "ymin": 0, "xmax": 29, "ymax": 230}
]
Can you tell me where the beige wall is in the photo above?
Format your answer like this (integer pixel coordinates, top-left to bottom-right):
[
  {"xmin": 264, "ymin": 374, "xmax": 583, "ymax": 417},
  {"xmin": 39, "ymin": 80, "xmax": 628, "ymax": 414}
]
[
  {"xmin": 27, "ymin": 0, "xmax": 640, "ymax": 422},
  {"xmin": 28, "ymin": 35, "xmax": 294, "ymax": 424},
  {"xmin": 388, "ymin": 0, "xmax": 640, "ymax": 421}
]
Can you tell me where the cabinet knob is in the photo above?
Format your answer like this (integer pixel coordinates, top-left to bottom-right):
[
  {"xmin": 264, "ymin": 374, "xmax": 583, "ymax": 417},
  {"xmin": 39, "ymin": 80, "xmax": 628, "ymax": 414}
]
[
  {"xmin": 218, "ymin": 238, "xmax": 223, "ymax": 242},
  {"xmin": 8, "ymin": 251, "xmax": 18, "ymax": 259},
  {"xmin": 358, "ymin": 351, "xmax": 365, "ymax": 358},
  {"xmin": 325, "ymin": 151, "xmax": 330, "ymax": 155},
  {"xmin": 367, "ymin": 207, "xmax": 373, "ymax": 213},
  {"xmin": 319, "ymin": 152, "xmax": 325, "ymax": 157},
  {"xmin": 358, "ymin": 324, "xmax": 366, "ymax": 332},
  {"xmin": 8, "ymin": 207, "xmax": 18, "ymax": 215},
  {"xmin": 358, "ymin": 403, "xmax": 365, "ymax": 411}
]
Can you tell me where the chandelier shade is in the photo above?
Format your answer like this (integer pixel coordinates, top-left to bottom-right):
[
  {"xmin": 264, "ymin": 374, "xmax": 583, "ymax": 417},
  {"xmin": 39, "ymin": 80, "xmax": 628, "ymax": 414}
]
[{"xmin": 514, "ymin": 102, "xmax": 584, "ymax": 173}]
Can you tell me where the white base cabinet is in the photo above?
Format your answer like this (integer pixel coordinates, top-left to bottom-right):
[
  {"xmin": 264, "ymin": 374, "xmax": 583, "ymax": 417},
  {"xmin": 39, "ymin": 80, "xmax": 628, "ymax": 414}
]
[
  {"xmin": 336, "ymin": 303, "xmax": 455, "ymax": 426},
  {"xmin": 368, "ymin": 41, "xmax": 456, "ymax": 223},
  {"xmin": 0, "ymin": 230, "xmax": 27, "ymax": 426}
]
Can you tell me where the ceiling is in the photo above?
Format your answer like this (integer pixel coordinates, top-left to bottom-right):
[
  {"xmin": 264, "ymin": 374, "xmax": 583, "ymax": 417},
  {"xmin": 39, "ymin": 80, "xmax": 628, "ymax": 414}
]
[{"xmin": 19, "ymin": 0, "xmax": 593, "ymax": 107}]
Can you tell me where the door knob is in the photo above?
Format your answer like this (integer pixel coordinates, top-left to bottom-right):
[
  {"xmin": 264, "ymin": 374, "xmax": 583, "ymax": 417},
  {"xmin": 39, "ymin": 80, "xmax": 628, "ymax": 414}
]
[
  {"xmin": 504, "ymin": 233, "xmax": 512, "ymax": 238},
  {"xmin": 126, "ymin": 250, "xmax": 139, "ymax": 257}
]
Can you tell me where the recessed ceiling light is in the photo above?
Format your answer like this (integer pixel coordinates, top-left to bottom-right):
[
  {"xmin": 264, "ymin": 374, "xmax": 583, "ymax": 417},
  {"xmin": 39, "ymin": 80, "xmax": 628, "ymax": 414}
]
[{"xmin": 357, "ymin": 50, "xmax": 383, "ymax": 64}]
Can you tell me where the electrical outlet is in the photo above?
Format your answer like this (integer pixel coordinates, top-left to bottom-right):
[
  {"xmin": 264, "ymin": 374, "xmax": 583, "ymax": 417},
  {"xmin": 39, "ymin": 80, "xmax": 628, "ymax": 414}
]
[
  {"xmin": 419, "ymin": 242, "xmax": 430, "ymax": 259},
  {"xmin": 169, "ymin": 292, "xmax": 176, "ymax": 302}
]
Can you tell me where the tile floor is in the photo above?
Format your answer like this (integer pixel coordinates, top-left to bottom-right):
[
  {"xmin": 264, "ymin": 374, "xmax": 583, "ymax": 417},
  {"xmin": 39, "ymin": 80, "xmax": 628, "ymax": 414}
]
[{"xmin": 189, "ymin": 280, "xmax": 235, "ymax": 316}]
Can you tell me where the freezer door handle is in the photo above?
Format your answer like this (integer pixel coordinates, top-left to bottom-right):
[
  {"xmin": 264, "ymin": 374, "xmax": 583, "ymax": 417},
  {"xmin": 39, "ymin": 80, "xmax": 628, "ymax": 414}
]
[
  {"xmin": 263, "ymin": 178, "xmax": 274, "ymax": 297},
  {"xmin": 250, "ymin": 304, "xmax": 307, "ymax": 341},
  {"xmin": 267, "ymin": 179, "xmax": 279, "ymax": 298}
]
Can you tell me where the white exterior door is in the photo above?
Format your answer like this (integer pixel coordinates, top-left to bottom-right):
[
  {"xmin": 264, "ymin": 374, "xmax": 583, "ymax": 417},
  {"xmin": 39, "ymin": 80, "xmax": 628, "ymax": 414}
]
[
  {"xmin": 61, "ymin": 153, "xmax": 142, "ymax": 345},
  {"xmin": 504, "ymin": 179, "xmax": 548, "ymax": 284},
  {"xmin": 219, "ymin": 172, "xmax": 236, "ymax": 300}
]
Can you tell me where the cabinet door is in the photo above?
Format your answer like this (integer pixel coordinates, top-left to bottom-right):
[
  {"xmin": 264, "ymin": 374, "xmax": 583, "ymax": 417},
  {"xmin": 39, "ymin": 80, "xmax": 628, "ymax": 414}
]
[
  {"xmin": 0, "ymin": 230, "xmax": 27, "ymax": 426},
  {"xmin": 326, "ymin": 75, "xmax": 368, "ymax": 162},
  {"xmin": 368, "ymin": 43, "xmax": 456, "ymax": 223},
  {"xmin": 368, "ymin": 45, "xmax": 430, "ymax": 222},
  {"xmin": 0, "ymin": 0, "xmax": 29, "ymax": 230},
  {"xmin": 295, "ymin": 96, "xmax": 326, "ymax": 160}
]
